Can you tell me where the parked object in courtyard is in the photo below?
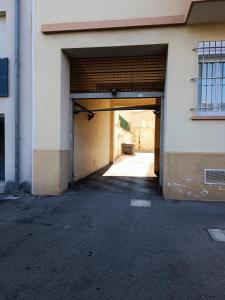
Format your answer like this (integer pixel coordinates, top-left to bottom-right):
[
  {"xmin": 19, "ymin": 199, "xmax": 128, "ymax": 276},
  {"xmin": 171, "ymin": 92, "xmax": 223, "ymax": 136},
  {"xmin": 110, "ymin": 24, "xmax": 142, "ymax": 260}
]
[{"xmin": 122, "ymin": 143, "xmax": 135, "ymax": 155}]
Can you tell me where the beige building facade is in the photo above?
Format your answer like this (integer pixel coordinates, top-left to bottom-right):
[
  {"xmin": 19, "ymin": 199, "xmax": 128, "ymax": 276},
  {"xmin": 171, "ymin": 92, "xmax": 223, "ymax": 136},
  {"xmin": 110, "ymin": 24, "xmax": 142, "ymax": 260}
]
[
  {"xmin": 33, "ymin": 0, "xmax": 225, "ymax": 200},
  {"xmin": 1, "ymin": 0, "xmax": 225, "ymax": 201}
]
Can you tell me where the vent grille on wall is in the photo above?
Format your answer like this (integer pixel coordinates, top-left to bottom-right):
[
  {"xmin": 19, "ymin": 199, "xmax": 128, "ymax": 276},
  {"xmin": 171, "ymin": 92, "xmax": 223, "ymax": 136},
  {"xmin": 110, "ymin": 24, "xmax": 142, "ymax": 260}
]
[{"xmin": 204, "ymin": 169, "xmax": 225, "ymax": 185}]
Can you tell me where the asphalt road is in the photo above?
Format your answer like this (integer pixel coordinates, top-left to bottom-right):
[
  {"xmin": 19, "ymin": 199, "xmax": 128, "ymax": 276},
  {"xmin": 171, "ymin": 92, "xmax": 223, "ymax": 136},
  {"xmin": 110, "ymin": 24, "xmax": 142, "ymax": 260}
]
[{"xmin": 0, "ymin": 174, "xmax": 225, "ymax": 300}]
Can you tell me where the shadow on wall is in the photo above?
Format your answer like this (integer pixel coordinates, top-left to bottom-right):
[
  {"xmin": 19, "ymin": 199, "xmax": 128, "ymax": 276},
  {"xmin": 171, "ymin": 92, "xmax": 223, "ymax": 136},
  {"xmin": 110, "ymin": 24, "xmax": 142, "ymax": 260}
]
[{"xmin": 74, "ymin": 99, "xmax": 112, "ymax": 181}]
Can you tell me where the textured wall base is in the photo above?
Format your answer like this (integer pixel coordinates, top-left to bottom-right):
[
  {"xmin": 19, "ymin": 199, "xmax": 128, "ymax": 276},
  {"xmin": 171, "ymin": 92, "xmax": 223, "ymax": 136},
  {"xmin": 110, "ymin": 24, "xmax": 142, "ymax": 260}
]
[
  {"xmin": 33, "ymin": 150, "xmax": 70, "ymax": 195},
  {"xmin": 164, "ymin": 152, "xmax": 225, "ymax": 201}
]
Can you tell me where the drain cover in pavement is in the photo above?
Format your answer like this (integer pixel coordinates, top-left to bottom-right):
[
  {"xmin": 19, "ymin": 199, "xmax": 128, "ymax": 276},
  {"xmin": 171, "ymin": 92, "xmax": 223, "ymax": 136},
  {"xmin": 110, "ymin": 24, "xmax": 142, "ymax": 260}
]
[
  {"xmin": 208, "ymin": 229, "xmax": 225, "ymax": 242},
  {"xmin": 130, "ymin": 199, "xmax": 151, "ymax": 207},
  {"xmin": 4, "ymin": 195, "xmax": 21, "ymax": 200}
]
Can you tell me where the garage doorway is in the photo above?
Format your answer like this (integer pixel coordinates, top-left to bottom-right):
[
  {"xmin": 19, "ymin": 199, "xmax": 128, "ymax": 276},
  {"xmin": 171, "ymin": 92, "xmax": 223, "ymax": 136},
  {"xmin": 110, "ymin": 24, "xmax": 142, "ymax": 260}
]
[
  {"xmin": 71, "ymin": 97, "xmax": 163, "ymax": 193},
  {"xmin": 104, "ymin": 109, "xmax": 158, "ymax": 178},
  {"xmin": 65, "ymin": 45, "xmax": 167, "ymax": 192}
]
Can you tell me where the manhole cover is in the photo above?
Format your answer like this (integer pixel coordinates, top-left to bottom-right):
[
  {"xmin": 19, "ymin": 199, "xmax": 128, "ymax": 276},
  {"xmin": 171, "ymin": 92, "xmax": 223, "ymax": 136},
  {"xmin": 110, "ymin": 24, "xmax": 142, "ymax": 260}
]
[
  {"xmin": 130, "ymin": 199, "xmax": 151, "ymax": 207},
  {"xmin": 208, "ymin": 229, "xmax": 225, "ymax": 242},
  {"xmin": 4, "ymin": 195, "xmax": 21, "ymax": 200}
]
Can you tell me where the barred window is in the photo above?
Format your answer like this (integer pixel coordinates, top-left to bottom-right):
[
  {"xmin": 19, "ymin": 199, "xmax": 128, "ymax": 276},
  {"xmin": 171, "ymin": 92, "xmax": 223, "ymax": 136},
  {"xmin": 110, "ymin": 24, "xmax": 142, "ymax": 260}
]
[{"xmin": 197, "ymin": 41, "xmax": 225, "ymax": 115}]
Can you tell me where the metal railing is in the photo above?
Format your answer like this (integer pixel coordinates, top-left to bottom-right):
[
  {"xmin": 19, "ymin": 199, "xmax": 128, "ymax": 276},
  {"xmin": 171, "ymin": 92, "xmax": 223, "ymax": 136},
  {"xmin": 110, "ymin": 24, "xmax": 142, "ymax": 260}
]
[{"xmin": 195, "ymin": 41, "xmax": 225, "ymax": 114}]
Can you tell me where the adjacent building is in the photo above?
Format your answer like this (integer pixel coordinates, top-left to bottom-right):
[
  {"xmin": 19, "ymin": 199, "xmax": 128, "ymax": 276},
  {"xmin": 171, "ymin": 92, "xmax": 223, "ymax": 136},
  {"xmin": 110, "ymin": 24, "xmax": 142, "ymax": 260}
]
[{"xmin": 0, "ymin": 0, "xmax": 33, "ymax": 193}]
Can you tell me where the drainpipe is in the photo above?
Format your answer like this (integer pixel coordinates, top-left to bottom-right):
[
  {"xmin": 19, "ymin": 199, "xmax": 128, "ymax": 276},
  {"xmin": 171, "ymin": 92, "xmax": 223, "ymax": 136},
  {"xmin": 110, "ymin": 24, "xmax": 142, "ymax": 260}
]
[{"xmin": 15, "ymin": 0, "xmax": 20, "ymax": 189}]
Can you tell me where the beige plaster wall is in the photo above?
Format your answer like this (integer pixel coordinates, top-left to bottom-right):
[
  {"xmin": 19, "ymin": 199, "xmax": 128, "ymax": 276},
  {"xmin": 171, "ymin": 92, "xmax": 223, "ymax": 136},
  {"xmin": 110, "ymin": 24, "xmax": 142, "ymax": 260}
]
[
  {"xmin": 131, "ymin": 111, "xmax": 155, "ymax": 152},
  {"xmin": 164, "ymin": 152, "xmax": 225, "ymax": 201},
  {"xmin": 132, "ymin": 128, "xmax": 154, "ymax": 152},
  {"xmin": 33, "ymin": 51, "xmax": 71, "ymax": 194},
  {"xmin": 33, "ymin": 150, "xmax": 70, "ymax": 195},
  {"xmin": 74, "ymin": 100, "xmax": 112, "ymax": 181},
  {"xmin": 113, "ymin": 111, "xmax": 133, "ymax": 160},
  {"xmin": 131, "ymin": 111, "xmax": 155, "ymax": 128},
  {"xmin": 37, "ymin": 0, "xmax": 186, "ymax": 24}
]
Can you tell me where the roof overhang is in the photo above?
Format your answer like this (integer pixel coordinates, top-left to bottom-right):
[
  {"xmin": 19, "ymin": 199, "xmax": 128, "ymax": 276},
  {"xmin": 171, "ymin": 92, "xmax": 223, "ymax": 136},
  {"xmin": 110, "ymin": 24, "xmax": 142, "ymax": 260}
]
[
  {"xmin": 42, "ymin": 0, "xmax": 225, "ymax": 34},
  {"xmin": 186, "ymin": 0, "xmax": 225, "ymax": 24}
]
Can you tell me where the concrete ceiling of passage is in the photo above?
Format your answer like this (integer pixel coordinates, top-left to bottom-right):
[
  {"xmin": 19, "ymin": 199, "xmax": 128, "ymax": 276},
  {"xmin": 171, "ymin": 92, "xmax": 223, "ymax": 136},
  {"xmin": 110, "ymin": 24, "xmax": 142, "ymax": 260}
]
[
  {"xmin": 63, "ymin": 44, "xmax": 168, "ymax": 59},
  {"xmin": 76, "ymin": 98, "xmax": 160, "ymax": 108},
  {"xmin": 187, "ymin": 0, "xmax": 225, "ymax": 24}
]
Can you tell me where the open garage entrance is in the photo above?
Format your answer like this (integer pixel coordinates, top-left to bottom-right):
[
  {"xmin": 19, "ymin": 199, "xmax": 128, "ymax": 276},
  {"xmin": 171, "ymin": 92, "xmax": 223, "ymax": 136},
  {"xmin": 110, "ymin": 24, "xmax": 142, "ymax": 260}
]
[
  {"xmin": 104, "ymin": 109, "xmax": 159, "ymax": 178},
  {"xmin": 65, "ymin": 45, "xmax": 167, "ymax": 192}
]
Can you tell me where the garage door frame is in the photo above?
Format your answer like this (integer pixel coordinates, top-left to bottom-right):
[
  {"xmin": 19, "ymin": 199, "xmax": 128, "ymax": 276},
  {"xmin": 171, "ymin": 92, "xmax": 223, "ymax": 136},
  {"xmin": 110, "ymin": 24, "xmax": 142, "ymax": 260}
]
[
  {"xmin": 70, "ymin": 92, "xmax": 165, "ymax": 189},
  {"xmin": 71, "ymin": 91, "xmax": 164, "ymax": 100}
]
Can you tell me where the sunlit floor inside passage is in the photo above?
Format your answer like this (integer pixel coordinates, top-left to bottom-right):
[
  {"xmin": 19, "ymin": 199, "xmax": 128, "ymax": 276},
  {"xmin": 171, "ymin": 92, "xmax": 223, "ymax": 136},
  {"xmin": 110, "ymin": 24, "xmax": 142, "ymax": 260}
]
[{"xmin": 103, "ymin": 152, "xmax": 156, "ymax": 177}]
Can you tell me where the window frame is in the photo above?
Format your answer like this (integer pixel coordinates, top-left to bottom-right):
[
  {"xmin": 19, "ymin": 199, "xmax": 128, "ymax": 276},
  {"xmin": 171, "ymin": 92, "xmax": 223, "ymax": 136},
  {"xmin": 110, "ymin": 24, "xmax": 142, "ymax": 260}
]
[
  {"xmin": 0, "ymin": 12, "xmax": 7, "ymax": 58},
  {"xmin": 196, "ymin": 40, "xmax": 225, "ymax": 116}
]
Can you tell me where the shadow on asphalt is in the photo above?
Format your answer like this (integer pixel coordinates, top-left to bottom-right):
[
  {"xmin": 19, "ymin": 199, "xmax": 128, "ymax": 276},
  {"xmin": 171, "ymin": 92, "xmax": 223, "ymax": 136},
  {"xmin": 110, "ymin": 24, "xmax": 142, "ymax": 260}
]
[
  {"xmin": 72, "ymin": 164, "xmax": 160, "ymax": 197},
  {"xmin": 1, "ymin": 168, "xmax": 225, "ymax": 299}
]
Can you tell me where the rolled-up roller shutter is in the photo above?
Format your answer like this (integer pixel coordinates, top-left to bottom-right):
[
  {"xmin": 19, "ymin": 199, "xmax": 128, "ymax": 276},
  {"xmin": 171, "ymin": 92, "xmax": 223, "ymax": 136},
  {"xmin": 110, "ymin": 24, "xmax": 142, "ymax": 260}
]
[{"xmin": 70, "ymin": 55, "xmax": 166, "ymax": 93}]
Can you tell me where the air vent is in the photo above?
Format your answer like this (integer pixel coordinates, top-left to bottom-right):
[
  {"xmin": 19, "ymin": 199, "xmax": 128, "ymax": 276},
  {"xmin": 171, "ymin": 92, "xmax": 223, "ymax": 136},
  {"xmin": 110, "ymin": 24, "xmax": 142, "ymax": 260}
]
[{"xmin": 204, "ymin": 169, "xmax": 225, "ymax": 185}]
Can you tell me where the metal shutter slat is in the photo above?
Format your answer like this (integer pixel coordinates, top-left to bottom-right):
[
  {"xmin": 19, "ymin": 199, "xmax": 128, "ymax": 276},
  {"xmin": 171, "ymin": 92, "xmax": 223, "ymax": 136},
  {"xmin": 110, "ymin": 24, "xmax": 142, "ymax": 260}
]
[{"xmin": 70, "ymin": 55, "xmax": 166, "ymax": 93}]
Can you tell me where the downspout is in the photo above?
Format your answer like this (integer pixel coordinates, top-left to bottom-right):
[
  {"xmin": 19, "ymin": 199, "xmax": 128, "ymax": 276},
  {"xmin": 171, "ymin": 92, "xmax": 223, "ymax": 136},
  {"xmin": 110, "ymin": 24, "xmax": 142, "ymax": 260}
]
[
  {"xmin": 31, "ymin": 0, "xmax": 35, "ymax": 193},
  {"xmin": 15, "ymin": 0, "xmax": 20, "ymax": 189}
]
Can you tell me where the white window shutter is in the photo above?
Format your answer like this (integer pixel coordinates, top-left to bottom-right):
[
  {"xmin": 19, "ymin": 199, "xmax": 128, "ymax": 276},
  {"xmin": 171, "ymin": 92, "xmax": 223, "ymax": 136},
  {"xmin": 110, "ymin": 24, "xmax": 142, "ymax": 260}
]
[{"xmin": 0, "ymin": 16, "xmax": 6, "ymax": 58}]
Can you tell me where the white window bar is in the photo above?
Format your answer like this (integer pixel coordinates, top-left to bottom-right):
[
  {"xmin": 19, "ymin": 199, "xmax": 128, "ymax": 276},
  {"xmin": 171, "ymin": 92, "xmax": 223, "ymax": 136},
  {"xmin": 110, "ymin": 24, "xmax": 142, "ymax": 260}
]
[{"xmin": 196, "ymin": 41, "xmax": 225, "ymax": 115}]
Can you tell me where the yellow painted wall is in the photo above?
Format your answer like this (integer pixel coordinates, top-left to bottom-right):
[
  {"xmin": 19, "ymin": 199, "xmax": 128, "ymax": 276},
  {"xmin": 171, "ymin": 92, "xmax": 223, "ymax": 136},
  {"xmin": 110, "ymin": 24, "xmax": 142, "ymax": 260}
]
[
  {"xmin": 37, "ymin": 0, "xmax": 186, "ymax": 24},
  {"xmin": 74, "ymin": 100, "xmax": 112, "ymax": 181},
  {"xmin": 131, "ymin": 111, "xmax": 155, "ymax": 152},
  {"xmin": 132, "ymin": 128, "xmax": 153, "ymax": 152},
  {"xmin": 113, "ymin": 111, "xmax": 133, "ymax": 160}
]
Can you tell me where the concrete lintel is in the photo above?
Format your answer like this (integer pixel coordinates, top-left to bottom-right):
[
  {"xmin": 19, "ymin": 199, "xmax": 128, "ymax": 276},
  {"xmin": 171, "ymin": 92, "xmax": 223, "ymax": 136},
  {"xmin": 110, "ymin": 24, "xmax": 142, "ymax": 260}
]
[{"xmin": 71, "ymin": 92, "xmax": 164, "ymax": 100}]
